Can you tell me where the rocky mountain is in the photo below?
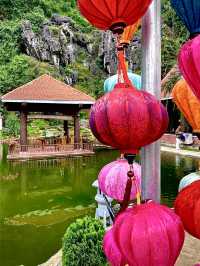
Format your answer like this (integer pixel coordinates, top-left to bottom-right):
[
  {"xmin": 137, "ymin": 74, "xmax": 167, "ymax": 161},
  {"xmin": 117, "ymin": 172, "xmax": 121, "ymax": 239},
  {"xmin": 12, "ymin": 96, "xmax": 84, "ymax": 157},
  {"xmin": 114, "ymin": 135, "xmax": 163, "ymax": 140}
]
[
  {"xmin": 21, "ymin": 14, "xmax": 141, "ymax": 87},
  {"xmin": 0, "ymin": 0, "xmax": 187, "ymax": 100}
]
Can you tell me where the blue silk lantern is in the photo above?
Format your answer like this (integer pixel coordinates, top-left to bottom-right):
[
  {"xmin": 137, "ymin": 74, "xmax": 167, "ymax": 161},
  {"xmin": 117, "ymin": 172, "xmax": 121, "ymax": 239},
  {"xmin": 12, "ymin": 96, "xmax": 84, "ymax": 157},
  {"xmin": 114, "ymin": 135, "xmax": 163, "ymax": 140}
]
[
  {"xmin": 171, "ymin": 0, "xmax": 200, "ymax": 37},
  {"xmin": 179, "ymin": 172, "xmax": 200, "ymax": 192},
  {"xmin": 104, "ymin": 72, "xmax": 141, "ymax": 93}
]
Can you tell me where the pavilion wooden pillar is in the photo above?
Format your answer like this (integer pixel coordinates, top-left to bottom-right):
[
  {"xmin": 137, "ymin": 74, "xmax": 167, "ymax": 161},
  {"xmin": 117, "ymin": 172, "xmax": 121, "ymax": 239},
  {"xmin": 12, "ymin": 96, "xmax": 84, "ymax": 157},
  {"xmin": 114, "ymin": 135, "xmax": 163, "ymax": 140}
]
[
  {"xmin": 20, "ymin": 108, "xmax": 28, "ymax": 148},
  {"xmin": 64, "ymin": 120, "xmax": 70, "ymax": 143},
  {"xmin": 74, "ymin": 113, "xmax": 80, "ymax": 148}
]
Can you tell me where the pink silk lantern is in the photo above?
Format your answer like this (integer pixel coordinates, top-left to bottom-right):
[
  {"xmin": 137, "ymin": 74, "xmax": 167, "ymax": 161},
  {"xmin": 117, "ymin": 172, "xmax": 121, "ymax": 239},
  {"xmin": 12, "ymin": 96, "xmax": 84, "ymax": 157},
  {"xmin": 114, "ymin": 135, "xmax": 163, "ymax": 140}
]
[
  {"xmin": 98, "ymin": 159, "xmax": 141, "ymax": 202},
  {"xmin": 103, "ymin": 228, "xmax": 126, "ymax": 266},
  {"xmin": 178, "ymin": 35, "xmax": 200, "ymax": 101},
  {"xmin": 108, "ymin": 202, "xmax": 185, "ymax": 266},
  {"xmin": 90, "ymin": 50, "xmax": 169, "ymax": 154},
  {"xmin": 90, "ymin": 83, "xmax": 169, "ymax": 154}
]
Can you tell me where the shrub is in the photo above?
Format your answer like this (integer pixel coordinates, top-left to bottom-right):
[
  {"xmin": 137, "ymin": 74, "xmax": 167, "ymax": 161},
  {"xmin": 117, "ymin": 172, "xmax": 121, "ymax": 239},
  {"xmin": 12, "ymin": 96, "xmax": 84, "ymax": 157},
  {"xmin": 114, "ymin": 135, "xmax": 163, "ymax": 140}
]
[
  {"xmin": 62, "ymin": 216, "xmax": 106, "ymax": 266},
  {"xmin": 3, "ymin": 112, "xmax": 20, "ymax": 137},
  {"xmin": 0, "ymin": 54, "xmax": 61, "ymax": 95}
]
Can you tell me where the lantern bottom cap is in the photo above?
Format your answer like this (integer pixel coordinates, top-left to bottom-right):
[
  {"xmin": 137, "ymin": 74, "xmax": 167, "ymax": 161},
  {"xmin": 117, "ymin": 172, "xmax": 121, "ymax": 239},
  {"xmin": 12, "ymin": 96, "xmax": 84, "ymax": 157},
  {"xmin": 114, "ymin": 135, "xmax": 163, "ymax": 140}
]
[
  {"xmin": 110, "ymin": 21, "xmax": 126, "ymax": 34},
  {"xmin": 120, "ymin": 149, "xmax": 138, "ymax": 155}
]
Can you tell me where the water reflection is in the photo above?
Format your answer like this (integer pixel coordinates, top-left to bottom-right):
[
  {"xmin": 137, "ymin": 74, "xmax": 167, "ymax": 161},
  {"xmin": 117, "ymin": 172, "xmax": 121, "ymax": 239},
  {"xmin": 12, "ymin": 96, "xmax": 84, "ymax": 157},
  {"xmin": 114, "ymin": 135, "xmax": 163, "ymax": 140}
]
[
  {"xmin": 0, "ymin": 146, "xmax": 199, "ymax": 266},
  {"xmin": 161, "ymin": 153, "xmax": 198, "ymax": 206}
]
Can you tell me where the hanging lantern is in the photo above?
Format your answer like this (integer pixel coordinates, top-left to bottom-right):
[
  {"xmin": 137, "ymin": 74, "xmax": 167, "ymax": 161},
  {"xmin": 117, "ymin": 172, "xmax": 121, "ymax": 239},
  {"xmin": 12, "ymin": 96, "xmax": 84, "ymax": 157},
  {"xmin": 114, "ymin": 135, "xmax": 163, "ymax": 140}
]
[
  {"xmin": 171, "ymin": 0, "xmax": 200, "ymax": 38},
  {"xmin": 179, "ymin": 171, "xmax": 200, "ymax": 192},
  {"xmin": 120, "ymin": 20, "xmax": 141, "ymax": 46},
  {"xmin": 172, "ymin": 79, "xmax": 200, "ymax": 133},
  {"xmin": 103, "ymin": 228, "xmax": 126, "ymax": 266},
  {"xmin": 104, "ymin": 72, "xmax": 141, "ymax": 93},
  {"xmin": 90, "ymin": 49, "xmax": 168, "ymax": 154},
  {"xmin": 98, "ymin": 159, "xmax": 141, "ymax": 202},
  {"xmin": 178, "ymin": 35, "xmax": 200, "ymax": 101},
  {"xmin": 105, "ymin": 201, "xmax": 184, "ymax": 266},
  {"xmin": 77, "ymin": 0, "xmax": 152, "ymax": 34},
  {"xmin": 175, "ymin": 180, "xmax": 200, "ymax": 239},
  {"xmin": 90, "ymin": 82, "xmax": 168, "ymax": 154}
]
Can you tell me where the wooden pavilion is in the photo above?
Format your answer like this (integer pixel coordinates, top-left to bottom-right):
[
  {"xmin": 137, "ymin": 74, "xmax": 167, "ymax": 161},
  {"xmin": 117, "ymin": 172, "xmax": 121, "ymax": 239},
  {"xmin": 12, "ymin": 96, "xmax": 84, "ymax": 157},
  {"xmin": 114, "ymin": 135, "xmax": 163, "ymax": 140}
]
[{"xmin": 2, "ymin": 74, "xmax": 95, "ymax": 159}]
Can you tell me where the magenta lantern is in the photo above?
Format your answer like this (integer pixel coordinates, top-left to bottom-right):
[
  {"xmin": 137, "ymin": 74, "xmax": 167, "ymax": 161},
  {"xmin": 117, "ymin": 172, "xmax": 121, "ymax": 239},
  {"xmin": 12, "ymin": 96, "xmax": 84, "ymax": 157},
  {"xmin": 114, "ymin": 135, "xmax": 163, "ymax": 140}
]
[
  {"xmin": 98, "ymin": 159, "xmax": 141, "ymax": 202},
  {"xmin": 103, "ymin": 228, "xmax": 126, "ymax": 266},
  {"xmin": 90, "ymin": 83, "xmax": 169, "ymax": 154},
  {"xmin": 178, "ymin": 35, "xmax": 200, "ymax": 101},
  {"xmin": 108, "ymin": 202, "xmax": 185, "ymax": 266}
]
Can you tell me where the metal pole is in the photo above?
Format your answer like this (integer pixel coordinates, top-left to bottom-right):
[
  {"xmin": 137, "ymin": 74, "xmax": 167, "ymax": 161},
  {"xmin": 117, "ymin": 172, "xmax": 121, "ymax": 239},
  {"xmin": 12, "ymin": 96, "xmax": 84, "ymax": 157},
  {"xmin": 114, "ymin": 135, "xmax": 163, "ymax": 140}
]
[{"xmin": 141, "ymin": 0, "xmax": 161, "ymax": 203}]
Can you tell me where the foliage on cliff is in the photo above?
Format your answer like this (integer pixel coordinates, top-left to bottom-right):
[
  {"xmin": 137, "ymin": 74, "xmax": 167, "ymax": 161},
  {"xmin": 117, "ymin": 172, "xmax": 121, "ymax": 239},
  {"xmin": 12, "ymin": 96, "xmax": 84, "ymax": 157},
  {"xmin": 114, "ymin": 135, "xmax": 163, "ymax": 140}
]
[{"xmin": 0, "ymin": 0, "xmax": 188, "ymax": 100}]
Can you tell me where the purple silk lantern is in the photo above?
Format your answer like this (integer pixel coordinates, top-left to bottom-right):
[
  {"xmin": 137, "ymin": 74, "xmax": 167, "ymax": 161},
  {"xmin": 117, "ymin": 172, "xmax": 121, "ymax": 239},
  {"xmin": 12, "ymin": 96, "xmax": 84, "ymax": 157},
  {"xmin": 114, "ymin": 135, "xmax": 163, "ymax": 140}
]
[
  {"xmin": 98, "ymin": 159, "xmax": 141, "ymax": 202},
  {"xmin": 104, "ymin": 202, "xmax": 185, "ymax": 266}
]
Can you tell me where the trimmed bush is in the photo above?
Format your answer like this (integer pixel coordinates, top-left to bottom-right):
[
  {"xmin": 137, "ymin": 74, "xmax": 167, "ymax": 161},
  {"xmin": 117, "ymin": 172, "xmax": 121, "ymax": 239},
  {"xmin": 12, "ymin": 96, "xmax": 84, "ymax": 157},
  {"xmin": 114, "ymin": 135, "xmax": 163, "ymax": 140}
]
[{"xmin": 62, "ymin": 216, "xmax": 106, "ymax": 266}]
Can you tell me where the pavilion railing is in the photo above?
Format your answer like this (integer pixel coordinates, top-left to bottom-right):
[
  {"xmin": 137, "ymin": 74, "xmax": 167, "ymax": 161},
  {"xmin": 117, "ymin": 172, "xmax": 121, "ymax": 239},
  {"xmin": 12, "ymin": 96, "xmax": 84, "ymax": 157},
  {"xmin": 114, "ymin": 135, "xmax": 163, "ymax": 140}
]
[{"xmin": 8, "ymin": 142, "xmax": 94, "ymax": 156}]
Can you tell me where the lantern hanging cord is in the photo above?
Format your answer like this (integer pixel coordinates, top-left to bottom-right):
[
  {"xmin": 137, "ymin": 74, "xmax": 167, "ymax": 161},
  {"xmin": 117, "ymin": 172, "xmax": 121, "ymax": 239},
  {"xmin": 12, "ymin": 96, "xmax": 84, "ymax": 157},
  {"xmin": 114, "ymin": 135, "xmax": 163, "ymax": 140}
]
[
  {"xmin": 129, "ymin": 163, "xmax": 141, "ymax": 205},
  {"xmin": 117, "ymin": 49, "xmax": 132, "ymax": 87},
  {"xmin": 133, "ymin": 177, "xmax": 141, "ymax": 205}
]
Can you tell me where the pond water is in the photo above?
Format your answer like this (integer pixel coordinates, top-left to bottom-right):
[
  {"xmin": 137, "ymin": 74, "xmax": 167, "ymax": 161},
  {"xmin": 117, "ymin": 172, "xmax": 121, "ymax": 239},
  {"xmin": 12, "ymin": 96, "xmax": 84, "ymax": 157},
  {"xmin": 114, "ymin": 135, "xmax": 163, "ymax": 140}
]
[{"xmin": 0, "ymin": 144, "xmax": 199, "ymax": 266}]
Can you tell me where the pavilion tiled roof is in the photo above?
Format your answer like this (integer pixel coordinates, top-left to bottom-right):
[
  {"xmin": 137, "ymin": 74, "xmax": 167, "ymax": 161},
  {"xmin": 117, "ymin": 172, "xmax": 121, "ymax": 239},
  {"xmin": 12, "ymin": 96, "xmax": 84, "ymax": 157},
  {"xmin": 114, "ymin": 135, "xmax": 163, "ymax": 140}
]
[{"xmin": 2, "ymin": 74, "xmax": 95, "ymax": 104}]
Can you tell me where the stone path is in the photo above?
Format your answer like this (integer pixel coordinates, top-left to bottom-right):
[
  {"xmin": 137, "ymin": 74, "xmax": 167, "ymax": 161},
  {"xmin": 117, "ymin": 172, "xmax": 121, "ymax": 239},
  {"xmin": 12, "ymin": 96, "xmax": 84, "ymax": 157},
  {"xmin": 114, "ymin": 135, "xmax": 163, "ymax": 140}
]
[
  {"xmin": 39, "ymin": 250, "xmax": 62, "ymax": 266},
  {"xmin": 176, "ymin": 233, "xmax": 200, "ymax": 266},
  {"xmin": 40, "ymin": 234, "xmax": 200, "ymax": 266}
]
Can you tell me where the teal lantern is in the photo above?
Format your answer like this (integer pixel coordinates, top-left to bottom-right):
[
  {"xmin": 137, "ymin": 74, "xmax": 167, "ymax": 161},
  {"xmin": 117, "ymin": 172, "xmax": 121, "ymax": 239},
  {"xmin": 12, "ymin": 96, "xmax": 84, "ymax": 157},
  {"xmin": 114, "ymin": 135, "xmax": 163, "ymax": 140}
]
[{"xmin": 104, "ymin": 72, "xmax": 141, "ymax": 93}]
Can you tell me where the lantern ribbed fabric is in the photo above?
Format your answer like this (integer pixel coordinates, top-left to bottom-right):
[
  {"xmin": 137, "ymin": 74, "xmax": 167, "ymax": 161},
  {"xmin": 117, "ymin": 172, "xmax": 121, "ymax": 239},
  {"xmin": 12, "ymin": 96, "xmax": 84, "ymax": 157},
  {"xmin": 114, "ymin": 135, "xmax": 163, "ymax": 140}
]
[
  {"xmin": 179, "ymin": 171, "xmax": 200, "ymax": 192},
  {"xmin": 120, "ymin": 20, "xmax": 141, "ymax": 45},
  {"xmin": 103, "ymin": 228, "xmax": 126, "ymax": 266},
  {"xmin": 172, "ymin": 79, "xmax": 200, "ymax": 133},
  {"xmin": 77, "ymin": 0, "xmax": 152, "ymax": 32},
  {"xmin": 104, "ymin": 72, "xmax": 141, "ymax": 93},
  {"xmin": 175, "ymin": 180, "xmax": 200, "ymax": 239},
  {"xmin": 178, "ymin": 35, "xmax": 200, "ymax": 101},
  {"xmin": 90, "ymin": 83, "xmax": 169, "ymax": 154},
  {"xmin": 171, "ymin": 0, "xmax": 200, "ymax": 35},
  {"xmin": 104, "ymin": 202, "xmax": 185, "ymax": 266},
  {"xmin": 98, "ymin": 159, "xmax": 141, "ymax": 201}
]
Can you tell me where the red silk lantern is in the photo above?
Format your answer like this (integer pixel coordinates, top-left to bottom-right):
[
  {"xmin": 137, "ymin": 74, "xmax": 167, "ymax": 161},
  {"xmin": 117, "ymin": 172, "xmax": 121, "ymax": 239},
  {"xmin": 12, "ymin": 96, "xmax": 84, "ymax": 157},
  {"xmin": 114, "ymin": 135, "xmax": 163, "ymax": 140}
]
[
  {"xmin": 107, "ymin": 202, "xmax": 184, "ymax": 266},
  {"xmin": 175, "ymin": 180, "xmax": 200, "ymax": 239},
  {"xmin": 77, "ymin": 0, "xmax": 152, "ymax": 33},
  {"xmin": 90, "ymin": 82, "xmax": 168, "ymax": 154},
  {"xmin": 178, "ymin": 35, "xmax": 200, "ymax": 101}
]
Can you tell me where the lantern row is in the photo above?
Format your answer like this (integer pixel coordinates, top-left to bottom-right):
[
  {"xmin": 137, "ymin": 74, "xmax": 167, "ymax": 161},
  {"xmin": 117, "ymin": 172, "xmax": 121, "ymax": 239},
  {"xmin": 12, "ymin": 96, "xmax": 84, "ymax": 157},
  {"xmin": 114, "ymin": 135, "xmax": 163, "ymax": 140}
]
[
  {"xmin": 171, "ymin": 0, "xmax": 200, "ymax": 243},
  {"xmin": 77, "ymin": 1, "xmax": 186, "ymax": 266}
]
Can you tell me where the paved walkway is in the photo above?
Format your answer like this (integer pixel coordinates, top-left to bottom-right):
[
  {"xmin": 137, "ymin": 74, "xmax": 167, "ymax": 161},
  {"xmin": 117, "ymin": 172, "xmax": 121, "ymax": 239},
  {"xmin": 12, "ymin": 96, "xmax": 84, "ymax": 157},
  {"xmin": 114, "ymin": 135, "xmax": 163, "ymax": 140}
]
[
  {"xmin": 40, "ymin": 234, "xmax": 200, "ymax": 266},
  {"xmin": 176, "ymin": 233, "xmax": 200, "ymax": 266},
  {"xmin": 161, "ymin": 146, "xmax": 200, "ymax": 159}
]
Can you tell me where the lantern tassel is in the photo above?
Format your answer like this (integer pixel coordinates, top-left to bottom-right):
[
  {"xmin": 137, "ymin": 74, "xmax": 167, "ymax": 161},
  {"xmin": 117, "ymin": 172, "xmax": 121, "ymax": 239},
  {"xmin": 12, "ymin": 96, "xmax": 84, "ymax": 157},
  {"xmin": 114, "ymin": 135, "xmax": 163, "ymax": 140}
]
[{"xmin": 118, "ymin": 177, "xmax": 133, "ymax": 216}]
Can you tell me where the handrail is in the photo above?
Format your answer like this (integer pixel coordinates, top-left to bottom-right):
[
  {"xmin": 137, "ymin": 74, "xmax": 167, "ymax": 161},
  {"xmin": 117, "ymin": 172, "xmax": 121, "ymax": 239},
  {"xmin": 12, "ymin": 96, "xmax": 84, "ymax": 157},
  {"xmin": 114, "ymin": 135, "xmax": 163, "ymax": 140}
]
[{"xmin": 8, "ymin": 142, "xmax": 94, "ymax": 155}]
